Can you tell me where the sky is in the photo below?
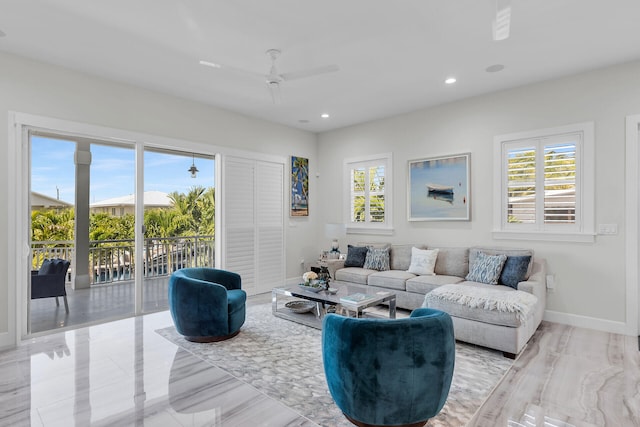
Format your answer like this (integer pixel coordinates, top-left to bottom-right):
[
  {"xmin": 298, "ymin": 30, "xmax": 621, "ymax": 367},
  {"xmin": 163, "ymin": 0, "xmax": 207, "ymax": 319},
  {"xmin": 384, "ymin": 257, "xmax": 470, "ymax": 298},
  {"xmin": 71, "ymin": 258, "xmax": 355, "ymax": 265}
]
[{"xmin": 31, "ymin": 136, "xmax": 215, "ymax": 204}]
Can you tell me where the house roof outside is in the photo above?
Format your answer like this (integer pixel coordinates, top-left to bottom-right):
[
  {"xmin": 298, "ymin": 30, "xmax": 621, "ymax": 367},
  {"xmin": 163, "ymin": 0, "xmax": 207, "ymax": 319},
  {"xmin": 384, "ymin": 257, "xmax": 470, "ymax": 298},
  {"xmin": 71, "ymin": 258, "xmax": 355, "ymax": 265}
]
[
  {"xmin": 31, "ymin": 191, "xmax": 73, "ymax": 209},
  {"xmin": 90, "ymin": 191, "xmax": 171, "ymax": 208}
]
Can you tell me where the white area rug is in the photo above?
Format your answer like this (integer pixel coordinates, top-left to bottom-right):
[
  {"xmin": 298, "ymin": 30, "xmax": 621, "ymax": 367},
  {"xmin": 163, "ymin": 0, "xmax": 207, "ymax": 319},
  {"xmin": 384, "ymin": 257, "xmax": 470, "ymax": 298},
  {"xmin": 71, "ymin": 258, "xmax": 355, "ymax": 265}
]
[{"xmin": 157, "ymin": 303, "xmax": 513, "ymax": 426}]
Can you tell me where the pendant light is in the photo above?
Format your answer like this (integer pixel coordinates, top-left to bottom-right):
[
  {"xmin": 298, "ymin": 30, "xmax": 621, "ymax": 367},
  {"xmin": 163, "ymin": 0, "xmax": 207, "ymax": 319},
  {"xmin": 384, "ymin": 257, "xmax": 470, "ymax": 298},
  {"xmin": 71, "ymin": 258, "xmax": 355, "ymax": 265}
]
[{"xmin": 188, "ymin": 153, "xmax": 199, "ymax": 178}]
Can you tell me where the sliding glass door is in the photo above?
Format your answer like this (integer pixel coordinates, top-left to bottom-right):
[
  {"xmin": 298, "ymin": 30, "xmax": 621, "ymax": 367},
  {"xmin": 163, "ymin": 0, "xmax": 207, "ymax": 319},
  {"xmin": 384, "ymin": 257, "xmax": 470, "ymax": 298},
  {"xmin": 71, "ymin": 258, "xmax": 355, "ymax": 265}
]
[
  {"xmin": 142, "ymin": 148, "xmax": 215, "ymax": 313},
  {"xmin": 28, "ymin": 134, "xmax": 216, "ymax": 333},
  {"xmin": 29, "ymin": 135, "xmax": 136, "ymax": 333}
]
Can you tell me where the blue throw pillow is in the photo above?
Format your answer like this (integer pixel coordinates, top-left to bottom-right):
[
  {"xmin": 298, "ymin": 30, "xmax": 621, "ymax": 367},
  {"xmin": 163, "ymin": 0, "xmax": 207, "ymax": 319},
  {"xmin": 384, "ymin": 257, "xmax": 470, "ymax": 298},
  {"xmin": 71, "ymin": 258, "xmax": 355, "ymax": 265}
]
[
  {"xmin": 499, "ymin": 255, "xmax": 532, "ymax": 289},
  {"xmin": 344, "ymin": 245, "xmax": 369, "ymax": 268},
  {"xmin": 363, "ymin": 246, "xmax": 390, "ymax": 271},
  {"xmin": 465, "ymin": 252, "xmax": 507, "ymax": 285}
]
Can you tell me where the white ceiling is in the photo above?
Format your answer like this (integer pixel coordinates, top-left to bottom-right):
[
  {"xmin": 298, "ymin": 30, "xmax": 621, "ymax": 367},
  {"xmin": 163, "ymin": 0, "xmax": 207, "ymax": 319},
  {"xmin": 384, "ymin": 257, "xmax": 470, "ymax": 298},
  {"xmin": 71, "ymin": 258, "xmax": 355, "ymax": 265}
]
[{"xmin": 1, "ymin": 1, "xmax": 639, "ymax": 133}]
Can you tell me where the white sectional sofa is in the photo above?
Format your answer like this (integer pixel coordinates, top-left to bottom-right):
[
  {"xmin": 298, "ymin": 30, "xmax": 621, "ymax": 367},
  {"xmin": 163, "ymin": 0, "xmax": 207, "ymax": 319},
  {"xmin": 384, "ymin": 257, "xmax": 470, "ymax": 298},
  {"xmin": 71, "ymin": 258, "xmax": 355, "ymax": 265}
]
[{"xmin": 328, "ymin": 244, "xmax": 547, "ymax": 357}]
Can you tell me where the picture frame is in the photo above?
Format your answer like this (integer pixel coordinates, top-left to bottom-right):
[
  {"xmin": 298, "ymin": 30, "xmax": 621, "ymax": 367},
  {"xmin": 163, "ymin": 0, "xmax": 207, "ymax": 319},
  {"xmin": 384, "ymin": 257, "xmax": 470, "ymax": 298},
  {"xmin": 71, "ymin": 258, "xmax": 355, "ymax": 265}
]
[
  {"xmin": 290, "ymin": 156, "xmax": 309, "ymax": 216},
  {"xmin": 407, "ymin": 153, "xmax": 470, "ymax": 221}
]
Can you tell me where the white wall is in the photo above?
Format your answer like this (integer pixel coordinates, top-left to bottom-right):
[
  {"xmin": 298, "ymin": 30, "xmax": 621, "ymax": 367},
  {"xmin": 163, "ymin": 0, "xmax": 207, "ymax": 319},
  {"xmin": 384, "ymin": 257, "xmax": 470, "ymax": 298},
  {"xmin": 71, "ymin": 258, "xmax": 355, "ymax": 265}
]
[
  {"xmin": 318, "ymin": 60, "xmax": 640, "ymax": 333},
  {"xmin": 0, "ymin": 52, "xmax": 319, "ymax": 345}
]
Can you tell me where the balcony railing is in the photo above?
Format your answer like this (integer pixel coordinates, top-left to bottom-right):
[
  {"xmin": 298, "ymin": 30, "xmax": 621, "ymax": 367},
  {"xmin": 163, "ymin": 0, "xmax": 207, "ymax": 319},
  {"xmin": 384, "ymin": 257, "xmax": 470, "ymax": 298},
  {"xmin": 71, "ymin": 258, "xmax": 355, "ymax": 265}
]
[{"xmin": 31, "ymin": 235, "xmax": 215, "ymax": 285}]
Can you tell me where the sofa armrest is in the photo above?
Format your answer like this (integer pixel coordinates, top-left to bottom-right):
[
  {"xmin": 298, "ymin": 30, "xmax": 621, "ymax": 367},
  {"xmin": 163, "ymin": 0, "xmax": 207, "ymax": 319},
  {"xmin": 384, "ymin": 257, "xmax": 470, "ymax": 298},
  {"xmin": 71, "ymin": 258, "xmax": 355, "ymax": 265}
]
[
  {"xmin": 326, "ymin": 259, "xmax": 345, "ymax": 279},
  {"xmin": 517, "ymin": 258, "xmax": 547, "ymax": 306}
]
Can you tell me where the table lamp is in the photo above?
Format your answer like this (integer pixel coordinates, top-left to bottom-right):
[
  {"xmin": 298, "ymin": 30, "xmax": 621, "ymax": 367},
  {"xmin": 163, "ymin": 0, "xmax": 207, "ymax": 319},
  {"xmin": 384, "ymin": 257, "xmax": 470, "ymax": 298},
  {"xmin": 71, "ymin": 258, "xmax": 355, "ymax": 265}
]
[{"xmin": 324, "ymin": 223, "xmax": 346, "ymax": 257}]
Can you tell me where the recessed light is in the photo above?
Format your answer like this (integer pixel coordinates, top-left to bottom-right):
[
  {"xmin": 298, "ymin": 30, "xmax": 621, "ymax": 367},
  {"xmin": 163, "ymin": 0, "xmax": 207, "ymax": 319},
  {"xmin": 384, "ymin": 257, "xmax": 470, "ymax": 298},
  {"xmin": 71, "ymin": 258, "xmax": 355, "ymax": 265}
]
[
  {"xmin": 444, "ymin": 77, "xmax": 457, "ymax": 85},
  {"xmin": 320, "ymin": 113, "xmax": 330, "ymax": 119},
  {"xmin": 486, "ymin": 64, "xmax": 505, "ymax": 73}
]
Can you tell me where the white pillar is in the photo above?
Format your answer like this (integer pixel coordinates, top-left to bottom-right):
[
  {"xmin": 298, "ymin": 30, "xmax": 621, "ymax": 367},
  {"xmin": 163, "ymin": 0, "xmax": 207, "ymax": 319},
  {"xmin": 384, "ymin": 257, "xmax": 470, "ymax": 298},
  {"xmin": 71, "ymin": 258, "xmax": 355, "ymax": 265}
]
[{"xmin": 74, "ymin": 142, "xmax": 92, "ymax": 289}]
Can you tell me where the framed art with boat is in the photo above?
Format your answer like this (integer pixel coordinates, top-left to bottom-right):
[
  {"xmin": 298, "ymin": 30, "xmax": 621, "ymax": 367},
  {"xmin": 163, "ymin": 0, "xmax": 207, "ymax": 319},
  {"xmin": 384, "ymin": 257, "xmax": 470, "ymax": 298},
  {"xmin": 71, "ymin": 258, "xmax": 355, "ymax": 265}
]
[{"xmin": 408, "ymin": 153, "xmax": 470, "ymax": 221}]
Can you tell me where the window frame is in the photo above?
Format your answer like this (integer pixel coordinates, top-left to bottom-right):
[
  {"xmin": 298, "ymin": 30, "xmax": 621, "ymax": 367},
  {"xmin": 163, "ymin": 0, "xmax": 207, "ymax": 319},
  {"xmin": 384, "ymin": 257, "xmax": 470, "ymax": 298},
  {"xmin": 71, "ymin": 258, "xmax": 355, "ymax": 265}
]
[
  {"xmin": 343, "ymin": 152, "xmax": 393, "ymax": 235},
  {"xmin": 493, "ymin": 122, "xmax": 595, "ymax": 243}
]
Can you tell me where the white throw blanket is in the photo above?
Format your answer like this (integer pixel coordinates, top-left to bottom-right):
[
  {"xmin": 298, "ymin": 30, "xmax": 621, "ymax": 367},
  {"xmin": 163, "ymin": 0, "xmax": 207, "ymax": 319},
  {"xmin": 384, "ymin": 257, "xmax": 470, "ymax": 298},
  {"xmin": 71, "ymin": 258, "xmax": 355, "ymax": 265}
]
[{"xmin": 425, "ymin": 284, "xmax": 538, "ymax": 322}]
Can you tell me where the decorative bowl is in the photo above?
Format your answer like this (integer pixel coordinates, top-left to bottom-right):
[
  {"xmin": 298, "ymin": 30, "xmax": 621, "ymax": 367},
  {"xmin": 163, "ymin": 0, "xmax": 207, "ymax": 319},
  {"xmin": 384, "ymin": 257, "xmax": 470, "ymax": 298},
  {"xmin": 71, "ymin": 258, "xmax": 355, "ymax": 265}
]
[
  {"xmin": 285, "ymin": 300, "xmax": 316, "ymax": 314},
  {"xmin": 326, "ymin": 287, "xmax": 339, "ymax": 295},
  {"xmin": 298, "ymin": 282, "xmax": 325, "ymax": 293}
]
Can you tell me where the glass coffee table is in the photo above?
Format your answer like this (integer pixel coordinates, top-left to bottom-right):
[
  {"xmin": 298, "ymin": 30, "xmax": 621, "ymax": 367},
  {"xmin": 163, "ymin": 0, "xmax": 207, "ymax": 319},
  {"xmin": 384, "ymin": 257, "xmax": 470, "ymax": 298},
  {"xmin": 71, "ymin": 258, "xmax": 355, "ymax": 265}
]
[{"xmin": 272, "ymin": 281, "xmax": 396, "ymax": 329}]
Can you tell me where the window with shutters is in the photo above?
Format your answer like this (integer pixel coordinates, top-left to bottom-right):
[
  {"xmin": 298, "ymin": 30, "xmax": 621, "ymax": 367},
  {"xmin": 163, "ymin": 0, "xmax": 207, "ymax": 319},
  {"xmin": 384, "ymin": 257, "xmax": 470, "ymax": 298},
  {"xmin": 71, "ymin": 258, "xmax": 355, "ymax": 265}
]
[
  {"xmin": 494, "ymin": 122, "xmax": 594, "ymax": 242},
  {"xmin": 344, "ymin": 153, "xmax": 393, "ymax": 235}
]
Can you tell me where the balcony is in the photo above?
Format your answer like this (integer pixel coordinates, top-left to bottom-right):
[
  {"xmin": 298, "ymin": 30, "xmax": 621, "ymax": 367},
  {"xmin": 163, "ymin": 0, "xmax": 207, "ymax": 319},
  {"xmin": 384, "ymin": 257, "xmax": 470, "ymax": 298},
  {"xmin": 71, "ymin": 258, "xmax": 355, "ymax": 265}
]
[{"xmin": 29, "ymin": 235, "xmax": 214, "ymax": 334}]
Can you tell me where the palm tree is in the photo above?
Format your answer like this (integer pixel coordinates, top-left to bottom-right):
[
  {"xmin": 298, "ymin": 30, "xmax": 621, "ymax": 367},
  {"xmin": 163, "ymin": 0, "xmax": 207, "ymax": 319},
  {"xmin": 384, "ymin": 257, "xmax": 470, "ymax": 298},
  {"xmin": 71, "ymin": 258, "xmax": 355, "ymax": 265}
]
[{"xmin": 197, "ymin": 187, "xmax": 215, "ymax": 237}]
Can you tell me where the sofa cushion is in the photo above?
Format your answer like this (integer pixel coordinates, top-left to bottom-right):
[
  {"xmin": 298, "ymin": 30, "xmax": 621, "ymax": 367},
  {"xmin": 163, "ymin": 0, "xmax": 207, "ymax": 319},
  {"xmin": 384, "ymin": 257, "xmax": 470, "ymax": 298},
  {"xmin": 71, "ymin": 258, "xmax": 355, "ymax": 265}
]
[
  {"xmin": 466, "ymin": 252, "xmax": 507, "ymax": 285},
  {"xmin": 367, "ymin": 270, "xmax": 415, "ymax": 291},
  {"xmin": 423, "ymin": 282, "xmax": 538, "ymax": 327},
  {"xmin": 407, "ymin": 247, "xmax": 439, "ymax": 275},
  {"xmin": 389, "ymin": 244, "xmax": 426, "ymax": 271},
  {"xmin": 344, "ymin": 245, "xmax": 369, "ymax": 268},
  {"xmin": 499, "ymin": 255, "xmax": 532, "ymax": 289},
  {"xmin": 431, "ymin": 247, "xmax": 469, "ymax": 278},
  {"xmin": 363, "ymin": 246, "xmax": 390, "ymax": 271},
  {"xmin": 335, "ymin": 267, "xmax": 376, "ymax": 285},
  {"xmin": 406, "ymin": 275, "xmax": 464, "ymax": 295},
  {"xmin": 470, "ymin": 247, "xmax": 534, "ymax": 279}
]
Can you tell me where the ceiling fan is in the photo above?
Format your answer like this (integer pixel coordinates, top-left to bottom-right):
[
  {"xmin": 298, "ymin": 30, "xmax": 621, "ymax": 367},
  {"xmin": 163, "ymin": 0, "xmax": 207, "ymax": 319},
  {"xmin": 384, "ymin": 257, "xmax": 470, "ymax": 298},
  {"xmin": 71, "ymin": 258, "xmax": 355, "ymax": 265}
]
[{"xmin": 200, "ymin": 49, "xmax": 339, "ymax": 104}]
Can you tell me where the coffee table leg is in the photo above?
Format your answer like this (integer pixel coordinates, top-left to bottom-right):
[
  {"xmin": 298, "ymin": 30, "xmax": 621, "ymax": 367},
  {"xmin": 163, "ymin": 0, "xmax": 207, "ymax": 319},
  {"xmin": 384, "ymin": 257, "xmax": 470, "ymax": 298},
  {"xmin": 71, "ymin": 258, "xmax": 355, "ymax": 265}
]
[{"xmin": 388, "ymin": 298, "xmax": 396, "ymax": 319}]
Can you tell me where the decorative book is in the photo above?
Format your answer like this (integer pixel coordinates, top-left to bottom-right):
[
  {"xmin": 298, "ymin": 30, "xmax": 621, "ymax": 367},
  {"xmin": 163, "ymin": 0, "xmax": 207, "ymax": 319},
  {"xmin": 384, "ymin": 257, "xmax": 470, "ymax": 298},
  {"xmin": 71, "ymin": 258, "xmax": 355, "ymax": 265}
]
[{"xmin": 340, "ymin": 293, "xmax": 378, "ymax": 305}]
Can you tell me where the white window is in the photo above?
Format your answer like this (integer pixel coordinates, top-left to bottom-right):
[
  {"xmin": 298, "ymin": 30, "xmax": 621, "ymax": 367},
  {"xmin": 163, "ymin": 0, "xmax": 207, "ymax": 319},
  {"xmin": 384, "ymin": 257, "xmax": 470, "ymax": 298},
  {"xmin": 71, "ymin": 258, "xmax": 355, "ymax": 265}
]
[
  {"xmin": 493, "ymin": 122, "xmax": 594, "ymax": 242},
  {"xmin": 344, "ymin": 153, "xmax": 393, "ymax": 235}
]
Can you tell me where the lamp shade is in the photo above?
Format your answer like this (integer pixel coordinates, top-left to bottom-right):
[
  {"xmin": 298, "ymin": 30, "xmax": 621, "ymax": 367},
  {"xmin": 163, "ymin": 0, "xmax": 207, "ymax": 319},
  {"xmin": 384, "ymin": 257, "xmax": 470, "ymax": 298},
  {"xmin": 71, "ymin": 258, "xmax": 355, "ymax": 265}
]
[
  {"xmin": 325, "ymin": 223, "xmax": 346, "ymax": 254},
  {"xmin": 324, "ymin": 223, "xmax": 346, "ymax": 239}
]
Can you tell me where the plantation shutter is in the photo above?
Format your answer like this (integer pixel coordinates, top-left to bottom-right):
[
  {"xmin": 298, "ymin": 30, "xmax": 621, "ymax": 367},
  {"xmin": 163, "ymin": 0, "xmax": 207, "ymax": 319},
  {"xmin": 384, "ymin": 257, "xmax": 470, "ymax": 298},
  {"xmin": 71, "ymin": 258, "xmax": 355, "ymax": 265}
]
[
  {"xmin": 504, "ymin": 135, "xmax": 578, "ymax": 229},
  {"xmin": 256, "ymin": 161, "xmax": 284, "ymax": 291},
  {"xmin": 349, "ymin": 162, "xmax": 386, "ymax": 224},
  {"xmin": 543, "ymin": 140, "xmax": 577, "ymax": 224},
  {"xmin": 506, "ymin": 146, "xmax": 536, "ymax": 224},
  {"xmin": 369, "ymin": 165, "xmax": 385, "ymax": 223},
  {"xmin": 222, "ymin": 156, "xmax": 284, "ymax": 295},
  {"xmin": 350, "ymin": 167, "xmax": 366, "ymax": 223}
]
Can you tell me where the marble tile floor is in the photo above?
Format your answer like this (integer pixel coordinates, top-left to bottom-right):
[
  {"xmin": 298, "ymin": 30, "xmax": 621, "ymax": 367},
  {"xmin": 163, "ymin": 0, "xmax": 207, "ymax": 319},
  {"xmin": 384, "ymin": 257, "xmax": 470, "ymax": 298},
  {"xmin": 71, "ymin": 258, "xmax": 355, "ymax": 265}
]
[
  {"xmin": 2, "ymin": 293, "xmax": 314, "ymax": 427},
  {"xmin": 468, "ymin": 321, "xmax": 640, "ymax": 427},
  {"xmin": 2, "ymin": 293, "xmax": 639, "ymax": 427}
]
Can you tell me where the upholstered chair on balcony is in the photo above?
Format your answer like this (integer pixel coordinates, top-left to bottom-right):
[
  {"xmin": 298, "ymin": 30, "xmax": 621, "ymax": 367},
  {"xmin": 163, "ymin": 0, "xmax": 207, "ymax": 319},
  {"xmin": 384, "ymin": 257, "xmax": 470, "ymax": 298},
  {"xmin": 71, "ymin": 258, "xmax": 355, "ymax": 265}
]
[
  {"xmin": 322, "ymin": 308, "xmax": 455, "ymax": 427},
  {"xmin": 31, "ymin": 258, "xmax": 71, "ymax": 313},
  {"xmin": 168, "ymin": 268, "xmax": 246, "ymax": 342}
]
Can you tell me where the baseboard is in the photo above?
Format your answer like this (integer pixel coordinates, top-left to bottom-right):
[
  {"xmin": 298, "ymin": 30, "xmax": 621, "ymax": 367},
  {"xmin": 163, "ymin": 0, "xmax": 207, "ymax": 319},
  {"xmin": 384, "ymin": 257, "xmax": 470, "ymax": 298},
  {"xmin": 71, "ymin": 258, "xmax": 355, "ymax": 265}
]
[
  {"xmin": 0, "ymin": 331, "xmax": 16, "ymax": 351},
  {"xmin": 544, "ymin": 310, "xmax": 628, "ymax": 335}
]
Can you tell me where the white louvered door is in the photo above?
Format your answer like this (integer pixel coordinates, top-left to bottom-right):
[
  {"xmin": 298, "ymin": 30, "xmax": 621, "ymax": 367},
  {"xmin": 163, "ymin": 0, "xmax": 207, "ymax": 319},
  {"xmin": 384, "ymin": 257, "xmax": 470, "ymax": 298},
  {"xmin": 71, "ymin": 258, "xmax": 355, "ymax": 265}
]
[
  {"xmin": 222, "ymin": 155, "xmax": 284, "ymax": 295},
  {"xmin": 256, "ymin": 161, "xmax": 284, "ymax": 292}
]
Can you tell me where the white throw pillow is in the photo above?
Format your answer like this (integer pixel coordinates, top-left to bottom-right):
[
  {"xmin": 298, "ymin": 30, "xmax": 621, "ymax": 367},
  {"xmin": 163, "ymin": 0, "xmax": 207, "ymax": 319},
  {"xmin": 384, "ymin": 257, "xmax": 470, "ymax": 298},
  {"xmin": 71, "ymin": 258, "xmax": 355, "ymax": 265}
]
[{"xmin": 407, "ymin": 247, "xmax": 439, "ymax": 276}]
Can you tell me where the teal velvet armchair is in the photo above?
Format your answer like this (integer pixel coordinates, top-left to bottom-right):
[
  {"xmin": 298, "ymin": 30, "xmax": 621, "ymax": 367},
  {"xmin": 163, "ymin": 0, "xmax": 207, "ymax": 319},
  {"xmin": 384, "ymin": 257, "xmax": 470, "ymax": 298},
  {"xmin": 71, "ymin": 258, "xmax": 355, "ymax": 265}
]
[
  {"xmin": 322, "ymin": 308, "xmax": 455, "ymax": 427},
  {"xmin": 168, "ymin": 268, "xmax": 246, "ymax": 342}
]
